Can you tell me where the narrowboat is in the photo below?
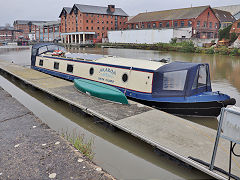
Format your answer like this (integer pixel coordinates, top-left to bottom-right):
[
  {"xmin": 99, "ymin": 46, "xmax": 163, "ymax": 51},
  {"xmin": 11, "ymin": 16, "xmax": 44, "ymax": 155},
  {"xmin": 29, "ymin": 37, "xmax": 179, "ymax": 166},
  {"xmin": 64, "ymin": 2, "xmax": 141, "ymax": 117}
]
[{"xmin": 31, "ymin": 43, "xmax": 236, "ymax": 117}]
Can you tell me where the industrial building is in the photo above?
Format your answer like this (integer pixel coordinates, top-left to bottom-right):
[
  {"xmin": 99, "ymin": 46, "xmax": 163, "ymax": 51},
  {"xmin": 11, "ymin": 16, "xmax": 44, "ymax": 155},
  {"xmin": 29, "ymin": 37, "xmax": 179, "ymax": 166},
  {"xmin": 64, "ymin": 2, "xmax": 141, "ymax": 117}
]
[
  {"xmin": 13, "ymin": 20, "xmax": 61, "ymax": 42},
  {"xmin": 0, "ymin": 26, "xmax": 16, "ymax": 42},
  {"xmin": 126, "ymin": 6, "xmax": 220, "ymax": 39},
  {"xmin": 59, "ymin": 4, "xmax": 128, "ymax": 44}
]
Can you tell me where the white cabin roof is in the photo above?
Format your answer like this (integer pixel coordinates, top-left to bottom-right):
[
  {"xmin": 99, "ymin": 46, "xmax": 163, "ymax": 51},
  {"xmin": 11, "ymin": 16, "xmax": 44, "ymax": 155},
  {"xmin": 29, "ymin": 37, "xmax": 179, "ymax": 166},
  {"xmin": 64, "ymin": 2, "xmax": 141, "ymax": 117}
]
[
  {"xmin": 96, "ymin": 56, "xmax": 167, "ymax": 70},
  {"xmin": 43, "ymin": 52, "xmax": 167, "ymax": 71}
]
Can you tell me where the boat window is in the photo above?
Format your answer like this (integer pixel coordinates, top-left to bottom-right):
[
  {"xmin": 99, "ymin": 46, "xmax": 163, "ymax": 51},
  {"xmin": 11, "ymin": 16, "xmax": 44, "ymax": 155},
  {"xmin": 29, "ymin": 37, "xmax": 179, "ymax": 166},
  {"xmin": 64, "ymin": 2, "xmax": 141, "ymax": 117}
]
[
  {"xmin": 163, "ymin": 70, "xmax": 187, "ymax": 91},
  {"xmin": 39, "ymin": 59, "xmax": 43, "ymax": 66},
  {"xmin": 89, "ymin": 67, "xmax": 94, "ymax": 75},
  {"xmin": 192, "ymin": 65, "xmax": 208, "ymax": 89},
  {"xmin": 198, "ymin": 65, "xmax": 207, "ymax": 87},
  {"xmin": 54, "ymin": 62, "xmax": 59, "ymax": 70},
  {"xmin": 67, "ymin": 64, "xmax": 73, "ymax": 73},
  {"xmin": 122, "ymin": 73, "xmax": 128, "ymax": 82}
]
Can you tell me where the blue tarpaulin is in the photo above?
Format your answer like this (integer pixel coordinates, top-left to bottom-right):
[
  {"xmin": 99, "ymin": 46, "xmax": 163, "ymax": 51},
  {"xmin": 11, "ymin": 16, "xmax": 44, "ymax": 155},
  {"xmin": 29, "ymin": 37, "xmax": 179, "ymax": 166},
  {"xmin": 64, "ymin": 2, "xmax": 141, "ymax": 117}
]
[{"xmin": 152, "ymin": 61, "xmax": 212, "ymax": 97}]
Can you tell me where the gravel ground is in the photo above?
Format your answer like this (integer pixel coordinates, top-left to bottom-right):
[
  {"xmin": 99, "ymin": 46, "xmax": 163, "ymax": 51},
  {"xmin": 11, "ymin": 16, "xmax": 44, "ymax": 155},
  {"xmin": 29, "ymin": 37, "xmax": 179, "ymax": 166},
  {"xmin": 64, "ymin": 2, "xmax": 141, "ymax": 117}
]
[{"xmin": 0, "ymin": 87, "xmax": 115, "ymax": 180}]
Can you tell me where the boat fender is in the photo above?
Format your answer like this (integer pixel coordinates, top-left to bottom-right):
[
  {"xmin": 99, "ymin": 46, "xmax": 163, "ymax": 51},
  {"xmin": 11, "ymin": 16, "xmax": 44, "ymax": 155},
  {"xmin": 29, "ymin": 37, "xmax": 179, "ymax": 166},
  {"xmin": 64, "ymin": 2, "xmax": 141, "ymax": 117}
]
[{"xmin": 223, "ymin": 98, "xmax": 236, "ymax": 106}]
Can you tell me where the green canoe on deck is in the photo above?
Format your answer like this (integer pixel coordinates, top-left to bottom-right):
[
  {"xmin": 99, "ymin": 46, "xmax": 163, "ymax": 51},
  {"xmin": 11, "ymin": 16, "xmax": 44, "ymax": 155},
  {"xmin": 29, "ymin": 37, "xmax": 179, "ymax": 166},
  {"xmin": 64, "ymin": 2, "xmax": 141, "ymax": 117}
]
[{"xmin": 74, "ymin": 79, "xmax": 128, "ymax": 105}]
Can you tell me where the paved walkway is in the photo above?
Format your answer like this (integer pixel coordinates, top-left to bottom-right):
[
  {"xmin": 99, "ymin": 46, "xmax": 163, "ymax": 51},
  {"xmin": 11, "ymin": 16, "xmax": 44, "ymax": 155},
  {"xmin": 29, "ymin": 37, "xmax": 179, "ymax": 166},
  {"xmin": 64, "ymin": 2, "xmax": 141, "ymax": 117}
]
[{"xmin": 0, "ymin": 87, "xmax": 114, "ymax": 180}]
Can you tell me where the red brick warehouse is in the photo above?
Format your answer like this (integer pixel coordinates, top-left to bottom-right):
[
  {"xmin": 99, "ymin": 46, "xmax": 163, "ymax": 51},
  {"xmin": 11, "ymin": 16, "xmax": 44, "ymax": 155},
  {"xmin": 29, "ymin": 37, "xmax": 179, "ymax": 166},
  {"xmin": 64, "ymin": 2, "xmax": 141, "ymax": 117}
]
[
  {"xmin": 59, "ymin": 4, "xmax": 128, "ymax": 44},
  {"xmin": 127, "ymin": 6, "xmax": 220, "ymax": 39}
]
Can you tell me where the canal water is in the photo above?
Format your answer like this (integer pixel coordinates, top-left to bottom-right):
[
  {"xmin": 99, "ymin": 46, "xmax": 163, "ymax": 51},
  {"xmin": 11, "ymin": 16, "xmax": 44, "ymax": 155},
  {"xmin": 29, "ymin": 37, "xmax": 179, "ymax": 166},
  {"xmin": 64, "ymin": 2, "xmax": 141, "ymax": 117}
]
[{"xmin": 1, "ymin": 45, "xmax": 239, "ymax": 179}]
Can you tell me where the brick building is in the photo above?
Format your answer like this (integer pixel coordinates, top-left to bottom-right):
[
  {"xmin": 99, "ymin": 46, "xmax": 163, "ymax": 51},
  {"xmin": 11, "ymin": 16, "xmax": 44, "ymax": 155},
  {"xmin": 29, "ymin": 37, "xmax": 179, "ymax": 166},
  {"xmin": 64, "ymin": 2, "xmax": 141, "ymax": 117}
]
[
  {"xmin": 127, "ymin": 6, "xmax": 220, "ymax": 39},
  {"xmin": 230, "ymin": 19, "xmax": 240, "ymax": 36},
  {"xmin": 14, "ymin": 20, "xmax": 47, "ymax": 40},
  {"xmin": 59, "ymin": 4, "xmax": 128, "ymax": 44},
  {"xmin": 0, "ymin": 27, "xmax": 15, "ymax": 42},
  {"xmin": 212, "ymin": 9, "xmax": 236, "ymax": 29}
]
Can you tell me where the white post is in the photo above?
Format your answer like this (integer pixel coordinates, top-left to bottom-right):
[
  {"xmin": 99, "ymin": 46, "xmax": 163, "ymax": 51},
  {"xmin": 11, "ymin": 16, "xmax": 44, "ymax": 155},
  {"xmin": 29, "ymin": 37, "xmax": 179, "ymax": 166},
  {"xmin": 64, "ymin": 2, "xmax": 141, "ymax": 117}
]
[
  {"xmin": 75, "ymin": 34, "xmax": 77, "ymax": 44},
  {"xmin": 71, "ymin": 34, "xmax": 73, "ymax": 44},
  {"xmin": 83, "ymin": 33, "xmax": 85, "ymax": 44}
]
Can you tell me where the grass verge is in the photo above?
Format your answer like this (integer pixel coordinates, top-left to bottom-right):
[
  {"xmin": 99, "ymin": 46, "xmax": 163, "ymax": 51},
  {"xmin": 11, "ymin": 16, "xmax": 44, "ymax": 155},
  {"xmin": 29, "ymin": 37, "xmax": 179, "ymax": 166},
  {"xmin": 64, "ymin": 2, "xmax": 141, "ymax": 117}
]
[{"xmin": 62, "ymin": 130, "xmax": 95, "ymax": 160}]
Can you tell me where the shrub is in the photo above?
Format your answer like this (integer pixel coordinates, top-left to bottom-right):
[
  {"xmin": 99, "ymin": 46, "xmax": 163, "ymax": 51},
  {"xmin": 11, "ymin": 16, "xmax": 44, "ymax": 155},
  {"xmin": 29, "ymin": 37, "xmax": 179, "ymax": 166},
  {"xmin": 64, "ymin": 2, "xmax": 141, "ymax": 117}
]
[
  {"xmin": 170, "ymin": 37, "xmax": 177, "ymax": 44},
  {"xmin": 205, "ymin": 47, "xmax": 215, "ymax": 54},
  {"xmin": 179, "ymin": 41, "xmax": 195, "ymax": 53},
  {"xmin": 218, "ymin": 25, "xmax": 232, "ymax": 40},
  {"xmin": 195, "ymin": 47, "xmax": 202, "ymax": 53},
  {"xmin": 216, "ymin": 47, "xmax": 229, "ymax": 55},
  {"xmin": 229, "ymin": 48, "xmax": 239, "ymax": 56},
  {"xmin": 230, "ymin": 32, "xmax": 238, "ymax": 44}
]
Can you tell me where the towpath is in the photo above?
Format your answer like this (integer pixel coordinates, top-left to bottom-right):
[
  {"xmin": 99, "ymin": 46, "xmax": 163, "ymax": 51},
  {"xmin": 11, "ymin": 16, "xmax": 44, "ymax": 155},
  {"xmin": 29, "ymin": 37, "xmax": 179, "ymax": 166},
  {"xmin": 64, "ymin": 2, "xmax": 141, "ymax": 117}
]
[{"xmin": 0, "ymin": 86, "xmax": 114, "ymax": 180}]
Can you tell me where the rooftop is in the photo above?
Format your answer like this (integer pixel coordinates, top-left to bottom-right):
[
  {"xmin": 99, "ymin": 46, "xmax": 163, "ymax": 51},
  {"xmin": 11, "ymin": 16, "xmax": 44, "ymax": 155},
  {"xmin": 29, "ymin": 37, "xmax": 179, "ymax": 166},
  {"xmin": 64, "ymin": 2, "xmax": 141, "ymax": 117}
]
[
  {"xmin": 127, "ymin": 6, "xmax": 210, "ymax": 23},
  {"xmin": 213, "ymin": 9, "xmax": 236, "ymax": 22},
  {"xmin": 214, "ymin": 4, "xmax": 240, "ymax": 16},
  {"xmin": 59, "ymin": 4, "xmax": 128, "ymax": 17}
]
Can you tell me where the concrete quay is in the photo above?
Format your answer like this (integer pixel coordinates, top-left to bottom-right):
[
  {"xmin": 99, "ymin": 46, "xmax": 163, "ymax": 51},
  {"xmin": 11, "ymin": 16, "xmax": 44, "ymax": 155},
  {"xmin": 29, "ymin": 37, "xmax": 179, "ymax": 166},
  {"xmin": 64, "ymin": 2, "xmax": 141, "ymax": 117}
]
[
  {"xmin": 1, "ymin": 59, "xmax": 240, "ymax": 179},
  {"xmin": 0, "ymin": 87, "xmax": 114, "ymax": 179}
]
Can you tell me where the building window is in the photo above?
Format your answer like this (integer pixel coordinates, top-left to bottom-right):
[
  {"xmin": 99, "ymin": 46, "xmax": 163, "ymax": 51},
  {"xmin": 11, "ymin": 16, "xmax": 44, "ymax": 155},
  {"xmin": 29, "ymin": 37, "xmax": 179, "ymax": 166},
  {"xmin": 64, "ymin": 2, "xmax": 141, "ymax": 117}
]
[
  {"xmin": 120, "ymin": 22, "xmax": 122, "ymax": 25},
  {"xmin": 102, "ymin": 27, "xmax": 104, "ymax": 30},
  {"xmin": 209, "ymin": 22, "xmax": 212, "ymax": 28},
  {"xmin": 97, "ymin": 27, "xmax": 100, "ymax": 30},
  {"xmin": 111, "ymin": 21, "xmax": 113, "ymax": 24},
  {"xmin": 67, "ymin": 64, "xmax": 73, "ymax": 73},
  {"xmin": 203, "ymin": 21, "xmax": 207, "ymax": 27},
  {"xmin": 86, "ymin": 20, "xmax": 88, "ymax": 23},
  {"xmin": 136, "ymin": 24, "xmax": 139, "ymax": 29},
  {"xmin": 102, "ymin": 15, "xmax": 104, "ymax": 17},
  {"xmin": 174, "ymin": 21, "xmax": 178, "ymax": 27},
  {"xmin": 86, "ymin": 14, "xmax": 88, "ymax": 16},
  {"xmin": 180, "ymin": 21, "xmax": 184, "ymax": 27},
  {"xmin": 39, "ymin": 60, "xmax": 43, "ymax": 66},
  {"xmin": 215, "ymin": 23, "xmax": 218, "ymax": 29},
  {"xmin": 159, "ymin": 22, "xmax": 162, "ymax": 28},
  {"xmin": 147, "ymin": 23, "xmax": 151, "ymax": 28},
  {"xmin": 86, "ymin": 27, "xmax": 88, "ymax": 30},
  {"xmin": 141, "ymin": 23, "xmax": 145, "ymax": 28},
  {"xmin": 237, "ymin": 22, "xmax": 240, "ymax": 28},
  {"xmin": 91, "ymin": 27, "xmax": 93, "ymax": 30},
  {"xmin": 166, "ymin": 22, "xmax": 170, "ymax": 27},
  {"xmin": 91, "ymin": 14, "xmax": 93, "ymax": 17},
  {"xmin": 111, "ymin": 16, "xmax": 113, "ymax": 18},
  {"xmin": 54, "ymin": 62, "xmax": 59, "ymax": 70},
  {"xmin": 102, "ymin": 21, "xmax": 104, "ymax": 24},
  {"xmin": 97, "ymin": 20, "xmax": 99, "ymax": 23},
  {"xmin": 197, "ymin": 21, "xmax": 200, "ymax": 27},
  {"xmin": 153, "ymin": 23, "xmax": 156, "ymax": 28},
  {"xmin": 107, "ymin": 21, "xmax": 109, "ymax": 24},
  {"xmin": 107, "ymin": 27, "xmax": 109, "ymax": 30},
  {"xmin": 188, "ymin": 21, "xmax": 192, "ymax": 27},
  {"xmin": 91, "ymin": 20, "xmax": 93, "ymax": 23}
]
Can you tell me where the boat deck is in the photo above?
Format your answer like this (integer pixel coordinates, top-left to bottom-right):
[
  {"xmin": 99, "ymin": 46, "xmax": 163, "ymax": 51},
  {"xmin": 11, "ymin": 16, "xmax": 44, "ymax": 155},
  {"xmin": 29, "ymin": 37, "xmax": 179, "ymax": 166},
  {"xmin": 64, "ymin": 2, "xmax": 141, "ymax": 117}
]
[{"xmin": 1, "ymin": 60, "xmax": 240, "ymax": 180}]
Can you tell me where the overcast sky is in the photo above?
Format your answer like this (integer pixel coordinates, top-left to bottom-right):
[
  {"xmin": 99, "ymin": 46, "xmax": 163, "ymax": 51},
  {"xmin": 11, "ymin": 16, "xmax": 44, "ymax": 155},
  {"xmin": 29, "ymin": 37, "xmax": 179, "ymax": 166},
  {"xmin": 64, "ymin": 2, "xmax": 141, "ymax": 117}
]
[{"xmin": 0, "ymin": 0, "xmax": 239, "ymax": 26}]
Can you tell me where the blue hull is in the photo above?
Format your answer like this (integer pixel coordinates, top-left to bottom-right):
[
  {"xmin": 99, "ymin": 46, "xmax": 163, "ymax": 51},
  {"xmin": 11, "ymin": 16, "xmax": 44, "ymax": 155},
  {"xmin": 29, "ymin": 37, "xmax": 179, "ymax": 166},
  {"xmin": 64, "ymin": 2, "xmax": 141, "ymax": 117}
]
[{"xmin": 32, "ymin": 66, "xmax": 235, "ymax": 116}]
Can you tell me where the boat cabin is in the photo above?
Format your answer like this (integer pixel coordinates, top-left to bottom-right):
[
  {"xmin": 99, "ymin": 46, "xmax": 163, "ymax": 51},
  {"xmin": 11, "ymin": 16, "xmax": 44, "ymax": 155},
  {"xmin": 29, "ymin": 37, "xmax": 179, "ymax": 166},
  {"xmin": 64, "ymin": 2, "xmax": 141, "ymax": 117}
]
[{"xmin": 31, "ymin": 43, "xmax": 212, "ymax": 100}]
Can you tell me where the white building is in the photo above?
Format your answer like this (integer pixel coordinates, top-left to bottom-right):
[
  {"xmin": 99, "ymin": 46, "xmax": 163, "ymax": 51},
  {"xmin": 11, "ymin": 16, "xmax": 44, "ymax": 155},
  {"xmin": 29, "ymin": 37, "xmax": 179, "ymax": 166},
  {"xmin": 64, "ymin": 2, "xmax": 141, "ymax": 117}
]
[{"xmin": 108, "ymin": 28, "xmax": 192, "ymax": 44}]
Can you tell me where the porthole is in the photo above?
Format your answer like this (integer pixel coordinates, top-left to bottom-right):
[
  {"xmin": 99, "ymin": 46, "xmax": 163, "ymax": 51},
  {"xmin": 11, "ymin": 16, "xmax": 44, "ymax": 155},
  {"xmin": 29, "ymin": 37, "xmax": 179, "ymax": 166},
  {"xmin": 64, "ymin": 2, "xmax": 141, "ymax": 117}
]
[
  {"xmin": 89, "ymin": 67, "xmax": 94, "ymax": 75},
  {"xmin": 122, "ymin": 73, "xmax": 128, "ymax": 82}
]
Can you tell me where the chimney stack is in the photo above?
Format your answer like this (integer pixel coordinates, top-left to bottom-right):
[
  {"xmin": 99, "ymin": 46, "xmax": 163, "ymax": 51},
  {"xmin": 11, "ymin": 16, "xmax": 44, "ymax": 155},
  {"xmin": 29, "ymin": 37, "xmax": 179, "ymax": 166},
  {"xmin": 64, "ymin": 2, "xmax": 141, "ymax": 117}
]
[{"xmin": 108, "ymin": 5, "xmax": 115, "ymax": 13}]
